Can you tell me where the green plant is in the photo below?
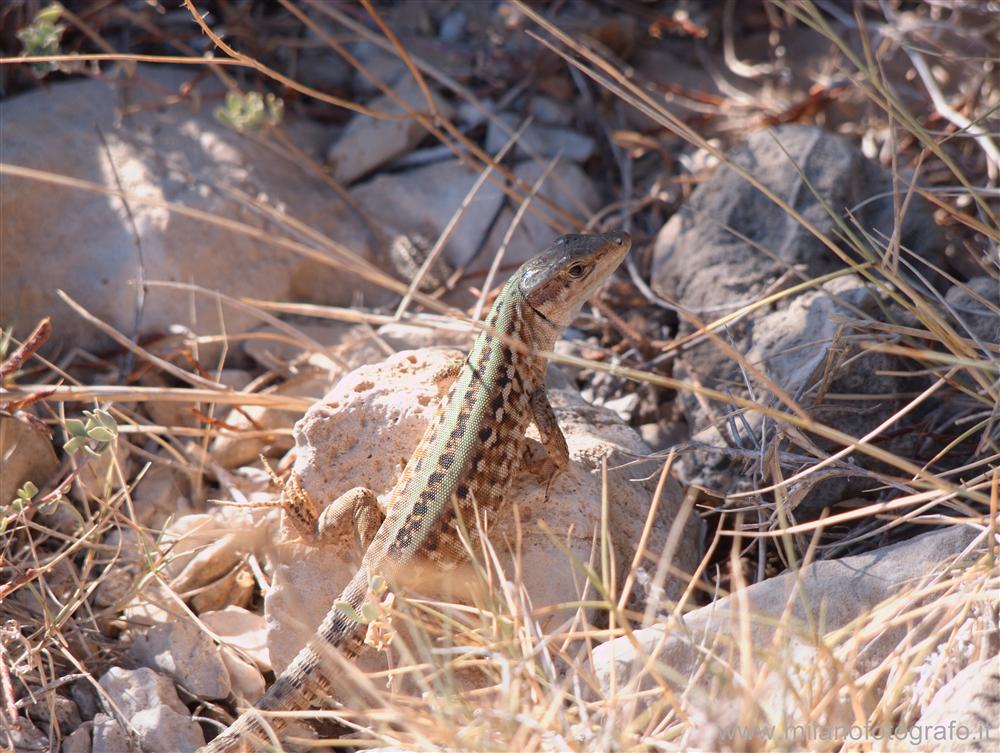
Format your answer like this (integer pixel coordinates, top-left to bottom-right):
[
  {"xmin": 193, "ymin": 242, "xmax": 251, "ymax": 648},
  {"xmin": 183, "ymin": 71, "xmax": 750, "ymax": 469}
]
[
  {"xmin": 63, "ymin": 409, "xmax": 118, "ymax": 457},
  {"xmin": 17, "ymin": 4, "xmax": 65, "ymax": 77},
  {"xmin": 215, "ymin": 91, "xmax": 284, "ymax": 133}
]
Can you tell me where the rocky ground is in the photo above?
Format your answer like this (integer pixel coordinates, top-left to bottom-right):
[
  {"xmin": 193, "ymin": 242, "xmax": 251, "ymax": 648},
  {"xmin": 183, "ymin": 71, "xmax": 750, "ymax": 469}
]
[{"xmin": 1, "ymin": 2, "xmax": 997, "ymax": 752}]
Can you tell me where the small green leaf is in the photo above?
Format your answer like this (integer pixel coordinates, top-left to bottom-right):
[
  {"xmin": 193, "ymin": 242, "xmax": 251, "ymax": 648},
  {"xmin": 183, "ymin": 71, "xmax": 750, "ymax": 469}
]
[
  {"xmin": 16, "ymin": 481, "xmax": 38, "ymax": 501},
  {"xmin": 334, "ymin": 601, "xmax": 366, "ymax": 623},
  {"xmin": 63, "ymin": 435, "xmax": 87, "ymax": 455},
  {"xmin": 64, "ymin": 418, "xmax": 86, "ymax": 437},
  {"xmin": 93, "ymin": 409, "xmax": 117, "ymax": 433},
  {"xmin": 360, "ymin": 602, "xmax": 380, "ymax": 623},
  {"xmin": 87, "ymin": 426, "xmax": 117, "ymax": 443},
  {"xmin": 35, "ymin": 4, "xmax": 62, "ymax": 25}
]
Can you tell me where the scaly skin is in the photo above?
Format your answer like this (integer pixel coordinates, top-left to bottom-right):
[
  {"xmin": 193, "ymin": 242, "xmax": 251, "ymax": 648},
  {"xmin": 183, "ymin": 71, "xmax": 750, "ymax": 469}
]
[{"xmin": 201, "ymin": 231, "xmax": 631, "ymax": 752}]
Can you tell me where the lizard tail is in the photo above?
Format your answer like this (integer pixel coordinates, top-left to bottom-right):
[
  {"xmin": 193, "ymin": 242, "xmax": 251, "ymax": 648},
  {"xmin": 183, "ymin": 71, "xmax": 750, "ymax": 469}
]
[{"xmin": 199, "ymin": 571, "xmax": 370, "ymax": 752}]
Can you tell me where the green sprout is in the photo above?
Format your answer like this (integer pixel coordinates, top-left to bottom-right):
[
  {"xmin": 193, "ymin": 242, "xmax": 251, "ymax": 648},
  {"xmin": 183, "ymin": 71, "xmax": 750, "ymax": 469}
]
[
  {"xmin": 215, "ymin": 91, "xmax": 284, "ymax": 133},
  {"xmin": 17, "ymin": 4, "xmax": 66, "ymax": 77},
  {"xmin": 64, "ymin": 408, "xmax": 118, "ymax": 457}
]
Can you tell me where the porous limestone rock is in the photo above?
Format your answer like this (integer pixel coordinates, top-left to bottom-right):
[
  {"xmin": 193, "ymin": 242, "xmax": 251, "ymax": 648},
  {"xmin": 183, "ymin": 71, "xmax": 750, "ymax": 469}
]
[{"xmin": 264, "ymin": 347, "xmax": 702, "ymax": 673}]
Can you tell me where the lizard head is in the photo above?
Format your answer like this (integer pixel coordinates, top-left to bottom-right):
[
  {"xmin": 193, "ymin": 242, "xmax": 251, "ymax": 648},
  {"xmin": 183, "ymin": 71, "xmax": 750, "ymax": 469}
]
[{"xmin": 518, "ymin": 231, "xmax": 631, "ymax": 329}]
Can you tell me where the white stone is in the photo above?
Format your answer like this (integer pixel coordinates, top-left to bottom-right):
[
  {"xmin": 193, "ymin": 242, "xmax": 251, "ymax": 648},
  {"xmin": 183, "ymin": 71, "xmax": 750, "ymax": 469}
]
[
  {"xmin": 486, "ymin": 113, "xmax": 595, "ymax": 163},
  {"xmin": 99, "ymin": 666, "xmax": 188, "ymax": 716},
  {"xmin": 61, "ymin": 725, "xmax": 91, "ymax": 753},
  {"xmin": 91, "ymin": 714, "xmax": 130, "ymax": 753},
  {"xmin": 130, "ymin": 621, "xmax": 231, "ymax": 699},
  {"xmin": 200, "ymin": 606, "xmax": 272, "ymax": 672},
  {"xmin": 327, "ymin": 77, "xmax": 454, "ymax": 184},
  {"xmin": 351, "ymin": 159, "xmax": 505, "ymax": 270},
  {"xmin": 130, "ymin": 705, "xmax": 205, "ymax": 753}
]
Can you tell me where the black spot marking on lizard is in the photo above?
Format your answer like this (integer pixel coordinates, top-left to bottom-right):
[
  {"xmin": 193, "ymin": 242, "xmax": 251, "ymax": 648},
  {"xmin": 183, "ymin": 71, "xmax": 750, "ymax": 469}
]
[
  {"xmin": 425, "ymin": 532, "xmax": 439, "ymax": 551},
  {"xmin": 439, "ymin": 452, "xmax": 456, "ymax": 469},
  {"xmin": 394, "ymin": 525, "xmax": 414, "ymax": 549},
  {"xmin": 428, "ymin": 471, "xmax": 444, "ymax": 486},
  {"xmin": 456, "ymin": 483, "xmax": 469, "ymax": 498},
  {"xmin": 491, "ymin": 393, "xmax": 504, "ymax": 412},
  {"xmin": 496, "ymin": 370, "xmax": 510, "ymax": 388},
  {"xmin": 478, "ymin": 426, "xmax": 492, "ymax": 442},
  {"xmin": 412, "ymin": 501, "xmax": 428, "ymax": 515}
]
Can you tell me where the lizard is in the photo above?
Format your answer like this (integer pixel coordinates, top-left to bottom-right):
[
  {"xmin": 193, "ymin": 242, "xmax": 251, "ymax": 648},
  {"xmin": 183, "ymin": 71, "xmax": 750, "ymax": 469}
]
[{"xmin": 200, "ymin": 231, "xmax": 631, "ymax": 752}]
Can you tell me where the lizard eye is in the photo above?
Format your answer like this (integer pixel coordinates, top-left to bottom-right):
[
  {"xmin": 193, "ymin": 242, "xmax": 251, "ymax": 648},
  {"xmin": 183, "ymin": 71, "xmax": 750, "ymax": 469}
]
[{"xmin": 566, "ymin": 263, "xmax": 589, "ymax": 279}]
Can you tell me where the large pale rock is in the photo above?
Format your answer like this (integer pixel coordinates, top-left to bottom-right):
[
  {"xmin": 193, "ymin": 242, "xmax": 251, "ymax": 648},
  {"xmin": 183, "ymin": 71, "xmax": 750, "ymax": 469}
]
[
  {"xmin": 1, "ymin": 65, "xmax": 375, "ymax": 355},
  {"xmin": 264, "ymin": 347, "xmax": 701, "ymax": 673},
  {"xmin": 592, "ymin": 526, "xmax": 982, "ymax": 733},
  {"xmin": 896, "ymin": 658, "xmax": 1000, "ymax": 752}
]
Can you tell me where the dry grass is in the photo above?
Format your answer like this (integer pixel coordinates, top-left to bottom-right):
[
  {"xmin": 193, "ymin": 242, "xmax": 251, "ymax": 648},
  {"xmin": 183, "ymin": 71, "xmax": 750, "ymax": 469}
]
[{"xmin": 1, "ymin": 1, "xmax": 997, "ymax": 751}]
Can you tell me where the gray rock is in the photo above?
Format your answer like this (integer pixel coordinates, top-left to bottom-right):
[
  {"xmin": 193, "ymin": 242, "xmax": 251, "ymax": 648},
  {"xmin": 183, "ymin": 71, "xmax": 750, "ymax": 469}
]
[
  {"xmin": 327, "ymin": 77, "xmax": 453, "ymax": 185},
  {"xmin": 1, "ymin": 718, "xmax": 48, "ymax": 751},
  {"xmin": 945, "ymin": 276, "xmax": 999, "ymax": 345},
  {"xmin": 438, "ymin": 8, "xmax": 467, "ymax": 42},
  {"xmin": 652, "ymin": 125, "xmax": 942, "ymax": 309},
  {"xmin": 90, "ymin": 713, "xmax": 132, "ymax": 753},
  {"xmin": 129, "ymin": 705, "xmax": 204, "ymax": 753},
  {"xmin": 129, "ymin": 622, "xmax": 231, "ymax": 699},
  {"xmin": 98, "ymin": 666, "xmax": 188, "ymax": 717},
  {"xmin": 486, "ymin": 113, "xmax": 595, "ymax": 163},
  {"xmin": 352, "ymin": 159, "xmax": 505, "ymax": 270},
  {"xmin": 529, "ymin": 96, "xmax": 575, "ymax": 126},
  {"xmin": 650, "ymin": 126, "xmax": 944, "ymax": 513},
  {"xmin": 1, "ymin": 65, "xmax": 375, "ymax": 355},
  {"xmin": 61, "ymin": 725, "xmax": 91, "ymax": 753},
  {"xmin": 23, "ymin": 693, "xmax": 81, "ymax": 736},
  {"xmin": 679, "ymin": 274, "xmax": 911, "ymax": 515}
]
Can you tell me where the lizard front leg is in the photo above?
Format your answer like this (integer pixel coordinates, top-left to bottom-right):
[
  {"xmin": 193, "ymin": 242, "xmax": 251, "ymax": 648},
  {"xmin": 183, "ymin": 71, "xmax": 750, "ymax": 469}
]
[
  {"xmin": 527, "ymin": 387, "xmax": 570, "ymax": 477},
  {"xmin": 282, "ymin": 474, "xmax": 383, "ymax": 556}
]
